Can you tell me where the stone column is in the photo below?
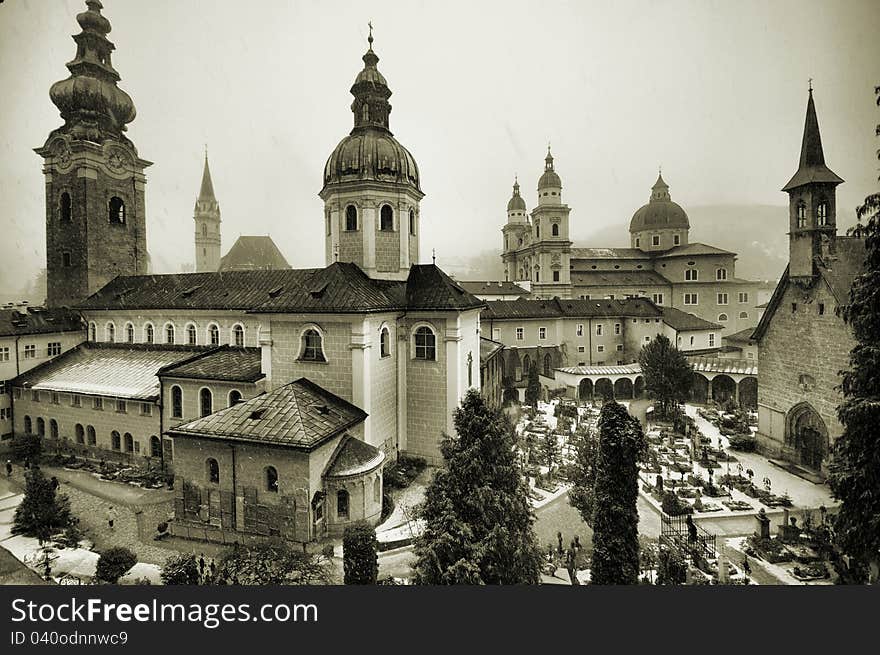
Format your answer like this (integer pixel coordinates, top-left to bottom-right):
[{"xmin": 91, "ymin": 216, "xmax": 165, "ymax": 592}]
[{"xmin": 396, "ymin": 323, "xmax": 408, "ymax": 453}]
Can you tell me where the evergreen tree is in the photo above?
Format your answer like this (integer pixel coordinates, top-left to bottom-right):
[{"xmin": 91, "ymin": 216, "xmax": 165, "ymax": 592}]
[
  {"xmin": 638, "ymin": 334, "xmax": 693, "ymax": 418},
  {"xmin": 524, "ymin": 361, "xmax": 541, "ymax": 407},
  {"xmin": 829, "ymin": 84, "xmax": 880, "ymax": 581},
  {"xmin": 413, "ymin": 389, "xmax": 543, "ymax": 584},
  {"xmin": 568, "ymin": 426, "xmax": 600, "ymax": 526},
  {"xmin": 541, "ymin": 431, "xmax": 558, "ymax": 472},
  {"xmin": 590, "ymin": 401, "xmax": 645, "ymax": 585},
  {"xmin": 95, "ymin": 547, "xmax": 137, "ymax": 584},
  {"xmin": 342, "ymin": 521, "xmax": 379, "ymax": 584},
  {"xmin": 12, "ymin": 467, "xmax": 71, "ymax": 543},
  {"xmin": 161, "ymin": 553, "xmax": 201, "ymax": 585}
]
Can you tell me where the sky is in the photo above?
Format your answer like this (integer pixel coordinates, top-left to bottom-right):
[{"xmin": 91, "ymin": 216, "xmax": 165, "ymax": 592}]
[{"xmin": 1, "ymin": 0, "xmax": 879, "ymax": 295}]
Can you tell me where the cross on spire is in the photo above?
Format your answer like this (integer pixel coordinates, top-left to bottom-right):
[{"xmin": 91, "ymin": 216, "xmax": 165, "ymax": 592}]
[
  {"xmin": 808, "ymin": 77, "xmax": 813, "ymax": 92},
  {"xmin": 368, "ymin": 21, "xmax": 373, "ymax": 48},
  {"xmin": 432, "ymin": 248, "xmax": 436, "ymax": 264}
]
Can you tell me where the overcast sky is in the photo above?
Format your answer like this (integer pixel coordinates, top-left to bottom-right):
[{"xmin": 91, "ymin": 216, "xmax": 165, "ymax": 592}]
[{"xmin": 1, "ymin": 0, "xmax": 879, "ymax": 292}]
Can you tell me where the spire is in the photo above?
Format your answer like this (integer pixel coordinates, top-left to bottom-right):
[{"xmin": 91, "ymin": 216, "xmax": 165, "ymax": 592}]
[
  {"xmin": 782, "ymin": 86, "xmax": 843, "ymax": 191},
  {"xmin": 350, "ymin": 23, "xmax": 392, "ymax": 132},
  {"xmin": 651, "ymin": 170, "xmax": 670, "ymax": 201},
  {"xmin": 198, "ymin": 153, "xmax": 217, "ymax": 202},
  {"xmin": 545, "ymin": 144, "xmax": 554, "ymax": 171}
]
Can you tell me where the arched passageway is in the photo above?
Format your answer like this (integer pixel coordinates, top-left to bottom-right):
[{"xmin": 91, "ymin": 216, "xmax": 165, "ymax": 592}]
[
  {"xmin": 594, "ymin": 378, "xmax": 614, "ymax": 401},
  {"xmin": 711, "ymin": 375, "xmax": 736, "ymax": 404},
  {"xmin": 614, "ymin": 378, "xmax": 634, "ymax": 399}
]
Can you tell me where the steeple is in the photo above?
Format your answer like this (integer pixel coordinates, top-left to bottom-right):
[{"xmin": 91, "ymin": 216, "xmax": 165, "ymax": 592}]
[
  {"xmin": 194, "ymin": 152, "xmax": 221, "ymax": 272},
  {"xmin": 198, "ymin": 152, "xmax": 217, "ymax": 203},
  {"xmin": 651, "ymin": 172, "xmax": 670, "ymax": 201},
  {"xmin": 350, "ymin": 24, "xmax": 392, "ymax": 133},
  {"xmin": 782, "ymin": 87, "xmax": 844, "ymax": 192}
]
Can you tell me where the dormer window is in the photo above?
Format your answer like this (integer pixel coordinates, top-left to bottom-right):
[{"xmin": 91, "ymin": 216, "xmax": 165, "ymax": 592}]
[{"xmin": 797, "ymin": 203, "xmax": 807, "ymax": 228}]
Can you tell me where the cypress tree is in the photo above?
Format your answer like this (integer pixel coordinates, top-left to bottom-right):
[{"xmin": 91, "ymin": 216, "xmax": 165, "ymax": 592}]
[
  {"xmin": 413, "ymin": 389, "xmax": 543, "ymax": 584},
  {"xmin": 343, "ymin": 521, "xmax": 379, "ymax": 584},
  {"xmin": 638, "ymin": 334, "xmax": 693, "ymax": 418},
  {"xmin": 524, "ymin": 361, "xmax": 541, "ymax": 407}
]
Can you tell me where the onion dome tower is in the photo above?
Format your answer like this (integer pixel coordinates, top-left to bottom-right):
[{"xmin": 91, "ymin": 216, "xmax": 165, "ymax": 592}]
[
  {"xmin": 629, "ymin": 172, "xmax": 690, "ymax": 252},
  {"xmin": 782, "ymin": 86, "xmax": 844, "ymax": 282},
  {"xmin": 530, "ymin": 147, "xmax": 572, "ymax": 298},
  {"xmin": 36, "ymin": 0, "xmax": 151, "ymax": 307},
  {"xmin": 320, "ymin": 26, "xmax": 424, "ymax": 280},
  {"xmin": 502, "ymin": 178, "xmax": 532, "ymax": 281},
  {"xmin": 194, "ymin": 152, "xmax": 222, "ymax": 272}
]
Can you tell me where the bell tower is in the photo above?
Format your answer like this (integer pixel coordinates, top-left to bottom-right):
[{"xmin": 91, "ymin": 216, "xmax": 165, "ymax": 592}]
[
  {"xmin": 530, "ymin": 147, "xmax": 572, "ymax": 298},
  {"xmin": 36, "ymin": 0, "xmax": 150, "ymax": 307},
  {"xmin": 782, "ymin": 86, "xmax": 843, "ymax": 283},
  {"xmin": 194, "ymin": 153, "xmax": 221, "ymax": 272}
]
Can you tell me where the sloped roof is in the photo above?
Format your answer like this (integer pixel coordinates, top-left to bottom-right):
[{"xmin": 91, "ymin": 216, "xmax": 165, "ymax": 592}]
[
  {"xmin": 159, "ymin": 346, "xmax": 263, "ymax": 383},
  {"xmin": 168, "ymin": 378, "xmax": 367, "ymax": 450},
  {"xmin": 689, "ymin": 357, "xmax": 757, "ymax": 376},
  {"xmin": 557, "ymin": 363, "xmax": 642, "ymax": 376},
  {"xmin": 12, "ymin": 343, "xmax": 207, "ymax": 400},
  {"xmin": 0, "ymin": 307, "xmax": 84, "ymax": 338},
  {"xmin": 571, "ymin": 247, "xmax": 647, "ymax": 261},
  {"xmin": 404, "ymin": 264, "xmax": 485, "ymax": 311},
  {"xmin": 458, "ymin": 280, "xmax": 529, "ymax": 297},
  {"xmin": 479, "ymin": 337, "xmax": 504, "ymax": 365},
  {"xmin": 782, "ymin": 90, "xmax": 844, "ymax": 192},
  {"xmin": 659, "ymin": 307, "xmax": 722, "ymax": 331},
  {"xmin": 655, "ymin": 243, "xmax": 734, "ymax": 258},
  {"xmin": 218, "ymin": 236, "xmax": 291, "ymax": 272},
  {"xmin": 570, "ymin": 270, "xmax": 671, "ymax": 287},
  {"xmin": 482, "ymin": 297, "xmax": 662, "ymax": 320},
  {"xmin": 198, "ymin": 156, "xmax": 216, "ymax": 202},
  {"xmin": 724, "ymin": 327, "xmax": 757, "ymax": 343},
  {"xmin": 323, "ymin": 434, "xmax": 385, "ymax": 478}
]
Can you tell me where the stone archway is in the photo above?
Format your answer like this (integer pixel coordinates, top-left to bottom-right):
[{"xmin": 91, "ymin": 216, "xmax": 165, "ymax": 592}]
[
  {"xmin": 634, "ymin": 376, "xmax": 645, "ymax": 398},
  {"xmin": 691, "ymin": 373, "xmax": 710, "ymax": 404},
  {"xmin": 614, "ymin": 378, "xmax": 634, "ymax": 399},
  {"xmin": 739, "ymin": 377, "xmax": 757, "ymax": 410},
  {"xmin": 595, "ymin": 378, "xmax": 614, "ymax": 401},
  {"xmin": 786, "ymin": 403, "xmax": 828, "ymax": 471},
  {"xmin": 711, "ymin": 374, "xmax": 736, "ymax": 404},
  {"xmin": 578, "ymin": 378, "xmax": 593, "ymax": 401}
]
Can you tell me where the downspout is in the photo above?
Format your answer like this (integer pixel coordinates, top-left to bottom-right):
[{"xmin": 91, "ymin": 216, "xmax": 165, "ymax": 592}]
[
  {"xmin": 229, "ymin": 444, "xmax": 237, "ymax": 528},
  {"xmin": 158, "ymin": 378, "xmax": 165, "ymax": 473}
]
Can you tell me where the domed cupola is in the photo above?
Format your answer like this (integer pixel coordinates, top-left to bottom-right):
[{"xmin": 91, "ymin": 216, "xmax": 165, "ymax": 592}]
[
  {"xmin": 322, "ymin": 30, "xmax": 421, "ymax": 193},
  {"xmin": 536, "ymin": 146, "xmax": 562, "ymax": 206},
  {"xmin": 48, "ymin": 0, "xmax": 137, "ymax": 145},
  {"xmin": 629, "ymin": 172, "xmax": 690, "ymax": 251},
  {"xmin": 507, "ymin": 178, "xmax": 527, "ymax": 217}
]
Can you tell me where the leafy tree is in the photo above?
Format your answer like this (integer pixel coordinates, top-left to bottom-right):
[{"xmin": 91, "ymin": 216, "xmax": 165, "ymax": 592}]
[
  {"xmin": 10, "ymin": 433, "xmax": 42, "ymax": 466},
  {"xmin": 829, "ymin": 84, "xmax": 880, "ymax": 582},
  {"xmin": 160, "ymin": 553, "xmax": 201, "ymax": 585},
  {"xmin": 524, "ymin": 361, "xmax": 541, "ymax": 407},
  {"xmin": 590, "ymin": 401, "xmax": 645, "ymax": 585},
  {"xmin": 343, "ymin": 521, "xmax": 379, "ymax": 585},
  {"xmin": 656, "ymin": 547, "xmax": 687, "ymax": 585},
  {"xmin": 501, "ymin": 376, "xmax": 519, "ymax": 405},
  {"xmin": 541, "ymin": 431, "xmax": 558, "ymax": 472},
  {"xmin": 95, "ymin": 547, "xmax": 137, "ymax": 584},
  {"xmin": 413, "ymin": 389, "xmax": 543, "ymax": 584},
  {"xmin": 217, "ymin": 543, "xmax": 331, "ymax": 585},
  {"xmin": 568, "ymin": 426, "xmax": 600, "ymax": 526},
  {"xmin": 12, "ymin": 467, "xmax": 71, "ymax": 542},
  {"xmin": 638, "ymin": 334, "xmax": 693, "ymax": 418}
]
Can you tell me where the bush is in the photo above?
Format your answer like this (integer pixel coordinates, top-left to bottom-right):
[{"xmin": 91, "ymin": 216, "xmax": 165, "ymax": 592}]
[
  {"xmin": 728, "ymin": 433, "xmax": 757, "ymax": 452},
  {"xmin": 661, "ymin": 491, "xmax": 693, "ymax": 516},
  {"xmin": 160, "ymin": 553, "xmax": 200, "ymax": 585},
  {"xmin": 343, "ymin": 521, "xmax": 379, "ymax": 584},
  {"xmin": 383, "ymin": 455, "xmax": 427, "ymax": 490},
  {"xmin": 11, "ymin": 433, "xmax": 42, "ymax": 465},
  {"xmin": 95, "ymin": 547, "xmax": 137, "ymax": 584},
  {"xmin": 656, "ymin": 547, "xmax": 687, "ymax": 585}
]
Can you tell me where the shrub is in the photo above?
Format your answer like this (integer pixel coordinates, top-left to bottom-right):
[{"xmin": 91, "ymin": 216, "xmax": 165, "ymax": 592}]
[
  {"xmin": 382, "ymin": 455, "xmax": 427, "ymax": 490},
  {"xmin": 321, "ymin": 544, "xmax": 336, "ymax": 560},
  {"xmin": 96, "ymin": 547, "xmax": 137, "ymax": 584},
  {"xmin": 160, "ymin": 553, "xmax": 200, "ymax": 585},
  {"xmin": 11, "ymin": 433, "xmax": 42, "ymax": 465},
  {"xmin": 342, "ymin": 522, "xmax": 379, "ymax": 585},
  {"xmin": 661, "ymin": 491, "xmax": 693, "ymax": 516},
  {"xmin": 728, "ymin": 433, "xmax": 757, "ymax": 452}
]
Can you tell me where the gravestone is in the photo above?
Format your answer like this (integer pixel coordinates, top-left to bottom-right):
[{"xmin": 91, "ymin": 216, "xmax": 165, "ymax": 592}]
[
  {"xmin": 755, "ymin": 508, "xmax": 771, "ymax": 540},
  {"xmin": 718, "ymin": 545, "xmax": 729, "ymax": 584}
]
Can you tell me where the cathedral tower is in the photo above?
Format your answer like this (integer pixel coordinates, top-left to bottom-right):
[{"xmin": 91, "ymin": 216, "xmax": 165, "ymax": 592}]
[
  {"xmin": 36, "ymin": 0, "xmax": 151, "ymax": 307},
  {"xmin": 194, "ymin": 153, "xmax": 221, "ymax": 272},
  {"xmin": 782, "ymin": 87, "xmax": 843, "ymax": 282},
  {"xmin": 530, "ymin": 148, "xmax": 572, "ymax": 298},
  {"xmin": 320, "ymin": 29, "xmax": 424, "ymax": 280},
  {"xmin": 501, "ymin": 178, "xmax": 531, "ymax": 281}
]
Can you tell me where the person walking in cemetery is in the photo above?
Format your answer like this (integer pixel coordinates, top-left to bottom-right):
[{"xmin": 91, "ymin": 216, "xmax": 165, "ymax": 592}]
[
  {"xmin": 106, "ymin": 506, "xmax": 117, "ymax": 530},
  {"xmin": 5, "ymin": 460, "xmax": 11, "ymax": 477}
]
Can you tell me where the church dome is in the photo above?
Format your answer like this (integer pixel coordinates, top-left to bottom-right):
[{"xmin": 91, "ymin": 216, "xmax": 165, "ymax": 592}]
[
  {"xmin": 629, "ymin": 174, "xmax": 690, "ymax": 233},
  {"xmin": 507, "ymin": 179, "xmax": 526, "ymax": 211},
  {"xmin": 537, "ymin": 148, "xmax": 562, "ymax": 190}
]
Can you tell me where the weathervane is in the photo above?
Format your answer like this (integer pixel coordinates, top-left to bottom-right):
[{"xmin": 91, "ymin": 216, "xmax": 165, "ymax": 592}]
[
  {"xmin": 432, "ymin": 248, "xmax": 436, "ymax": 265},
  {"xmin": 808, "ymin": 77, "xmax": 813, "ymax": 92}
]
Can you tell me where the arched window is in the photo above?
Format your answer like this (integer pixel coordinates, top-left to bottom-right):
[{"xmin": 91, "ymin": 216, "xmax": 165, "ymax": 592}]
[
  {"xmin": 145, "ymin": 323, "xmax": 155, "ymax": 344},
  {"xmin": 345, "ymin": 205, "xmax": 358, "ymax": 231},
  {"xmin": 50, "ymin": 419, "xmax": 59, "ymax": 439},
  {"xmin": 718, "ymin": 313, "xmax": 729, "ymax": 322},
  {"xmin": 373, "ymin": 477, "xmax": 380, "ymax": 503},
  {"xmin": 150, "ymin": 436, "xmax": 161, "ymax": 458},
  {"xmin": 165, "ymin": 323, "xmax": 175, "ymax": 344},
  {"xmin": 522, "ymin": 354, "xmax": 532, "ymax": 378},
  {"xmin": 186, "ymin": 324, "xmax": 197, "ymax": 345},
  {"xmin": 106, "ymin": 322, "xmax": 116, "ymax": 343},
  {"xmin": 206, "ymin": 458, "xmax": 220, "ymax": 484},
  {"xmin": 535, "ymin": 220, "xmax": 540, "ymax": 239},
  {"xmin": 125, "ymin": 322, "xmax": 134, "ymax": 343},
  {"xmin": 111, "ymin": 430, "xmax": 121, "ymax": 451},
  {"xmin": 171, "ymin": 385, "xmax": 183, "ymax": 419},
  {"xmin": 380, "ymin": 326, "xmax": 390, "ymax": 358},
  {"xmin": 124, "ymin": 433, "xmax": 134, "ymax": 453},
  {"xmin": 75, "ymin": 424, "xmax": 85, "ymax": 444},
  {"xmin": 199, "ymin": 388, "xmax": 213, "ymax": 418},
  {"xmin": 380, "ymin": 204, "xmax": 393, "ymax": 231},
  {"xmin": 796, "ymin": 203, "xmax": 807, "ymax": 228},
  {"xmin": 60, "ymin": 192, "xmax": 72, "ymax": 222},
  {"xmin": 108, "ymin": 196, "xmax": 126, "ymax": 224},
  {"xmin": 300, "ymin": 329, "xmax": 325, "ymax": 362},
  {"xmin": 208, "ymin": 324, "xmax": 220, "ymax": 346},
  {"xmin": 409, "ymin": 209, "xmax": 416, "ymax": 235},
  {"xmin": 337, "ymin": 489, "xmax": 349, "ymax": 519},
  {"xmin": 87, "ymin": 425, "xmax": 96, "ymax": 446},
  {"xmin": 228, "ymin": 390, "xmax": 242, "ymax": 407},
  {"xmin": 716, "ymin": 268, "xmax": 728, "ymax": 281},
  {"xmin": 36, "ymin": 417, "xmax": 45, "ymax": 437},
  {"xmin": 266, "ymin": 466, "xmax": 279, "ymax": 493},
  {"xmin": 232, "ymin": 324, "xmax": 245, "ymax": 347},
  {"xmin": 551, "ymin": 223, "xmax": 559, "ymax": 237},
  {"xmin": 414, "ymin": 326, "xmax": 436, "ymax": 361},
  {"xmin": 739, "ymin": 311, "xmax": 749, "ymax": 319},
  {"xmin": 544, "ymin": 353, "xmax": 552, "ymax": 377},
  {"xmin": 89, "ymin": 322, "xmax": 97, "ymax": 341},
  {"xmin": 201, "ymin": 223, "xmax": 207, "ymax": 237},
  {"xmin": 817, "ymin": 201, "xmax": 828, "ymax": 226},
  {"xmin": 24, "ymin": 415, "xmax": 32, "ymax": 434}
]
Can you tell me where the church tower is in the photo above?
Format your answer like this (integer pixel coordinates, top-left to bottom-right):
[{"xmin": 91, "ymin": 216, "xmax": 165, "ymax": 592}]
[
  {"xmin": 320, "ymin": 28, "xmax": 424, "ymax": 280},
  {"xmin": 782, "ymin": 87, "xmax": 843, "ymax": 282},
  {"xmin": 194, "ymin": 153, "xmax": 221, "ymax": 272},
  {"xmin": 530, "ymin": 148, "xmax": 572, "ymax": 298},
  {"xmin": 501, "ymin": 178, "xmax": 531, "ymax": 281},
  {"xmin": 36, "ymin": 0, "xmax": 151, "ymax": 307}
]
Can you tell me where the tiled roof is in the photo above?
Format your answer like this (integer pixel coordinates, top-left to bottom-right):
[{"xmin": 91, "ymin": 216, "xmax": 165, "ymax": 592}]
[
  {"xmin": 0, "ymin": 307, "xmax": 84, "ymax": 338},
  {"xmin": 159, "ymin": 346, "xmax": 264, "ymax": 383},
  {"xmin": 323, "ymin": 434, "xmax": 385, "ymax": 478},
  {"xmin": 479, "ymin": 337, "xmax": 504, "ymax": 365},
  {"xmin": 655, "ymin": 243, "xmax": 734, "ymax": 258},
  {"xmin": 659, "ymin": 307, "xmax": 722, "ymax": 331},
  {"xmin": 570, "ymin": 270, "xmax": 671, "ymax": 287},
  {"xmin": 12, "ymin": 343, "xmax": 207, "ymax": 400},
  {"xmin": 404, "ymin": 265, "xmax": 485, "ymax": 311},
  {"xmin": 571, "ymin": 247, "xmax": 647, "ymax": 261},
  {"xmin": 724, "ymin": 327, "xmax": 757, "ymax": 343},
  {"xmin": 557, "ymin": 363, "xmax": 642, "ymax": 376},
  {"xmin": 218, "ymin": 236, "xmax": 292, "ymax": 272},
  {"xmin": 458, "ymin": 280, "xmax": 529, "ymax": 297},
  {"xmin": 689, "ymin": 357, "xmax": 757, "ymax": 376},
  {"xmin": 482, "ymin": 297, "xmax": 661, "ymax": 320},
  {"xmin": 168, "ymin": 378, "xmax": 367, "ymax": 450}
]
